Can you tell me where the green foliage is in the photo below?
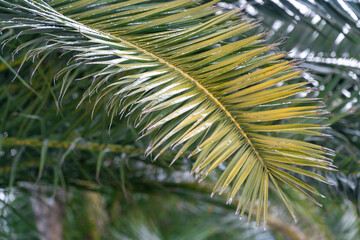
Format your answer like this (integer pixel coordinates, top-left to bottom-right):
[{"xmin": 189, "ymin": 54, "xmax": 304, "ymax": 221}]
[{"xmin": 3, "ymin": 1, "xmax": 360, "ymax": 239}]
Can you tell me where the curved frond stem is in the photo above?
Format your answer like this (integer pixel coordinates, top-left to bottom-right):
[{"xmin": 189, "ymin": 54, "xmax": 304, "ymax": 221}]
[
  {"xmin": 1, "ymin": 137, "xmax": 145, "ymax": 155},
  {"xmin": 117, "ymin": 35, "xmax": 268, "ymax": 170}
]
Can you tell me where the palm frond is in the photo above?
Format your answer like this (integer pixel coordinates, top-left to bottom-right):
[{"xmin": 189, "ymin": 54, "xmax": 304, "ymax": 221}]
[
  {"xmin": 234, "ymin": 0, "xmax": 360, "ymax": 65},
  {"xmin": 0, "ymin": 0, "xmax": 334, "ymax": 225}
]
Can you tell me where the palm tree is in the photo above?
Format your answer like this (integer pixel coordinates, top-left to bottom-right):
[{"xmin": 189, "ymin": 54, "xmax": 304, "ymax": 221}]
[{"xmin": 0, "ymin": 0, "xmax": 358, "ymax": 239}]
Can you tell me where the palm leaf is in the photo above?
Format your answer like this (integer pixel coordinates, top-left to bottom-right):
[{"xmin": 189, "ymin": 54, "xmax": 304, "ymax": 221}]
[
  {"xmin": 0, "ymin": 0, "xmax": 334, "ymax": 225},
  {"xmin": 233, "ymin": 0, "xmax": 360, "ymax": 64}
]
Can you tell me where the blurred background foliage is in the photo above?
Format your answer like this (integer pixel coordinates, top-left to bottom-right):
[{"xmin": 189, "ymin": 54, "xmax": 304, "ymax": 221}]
[{"xmin": 0, "ymin": 0, "xmax": 359, "ymax": 239}]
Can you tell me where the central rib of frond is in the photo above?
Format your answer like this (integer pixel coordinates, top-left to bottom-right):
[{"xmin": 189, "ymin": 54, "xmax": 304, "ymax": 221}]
[{"xmin": 117, "ymin": 38, "xmax": 267, "ymax": 168}]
